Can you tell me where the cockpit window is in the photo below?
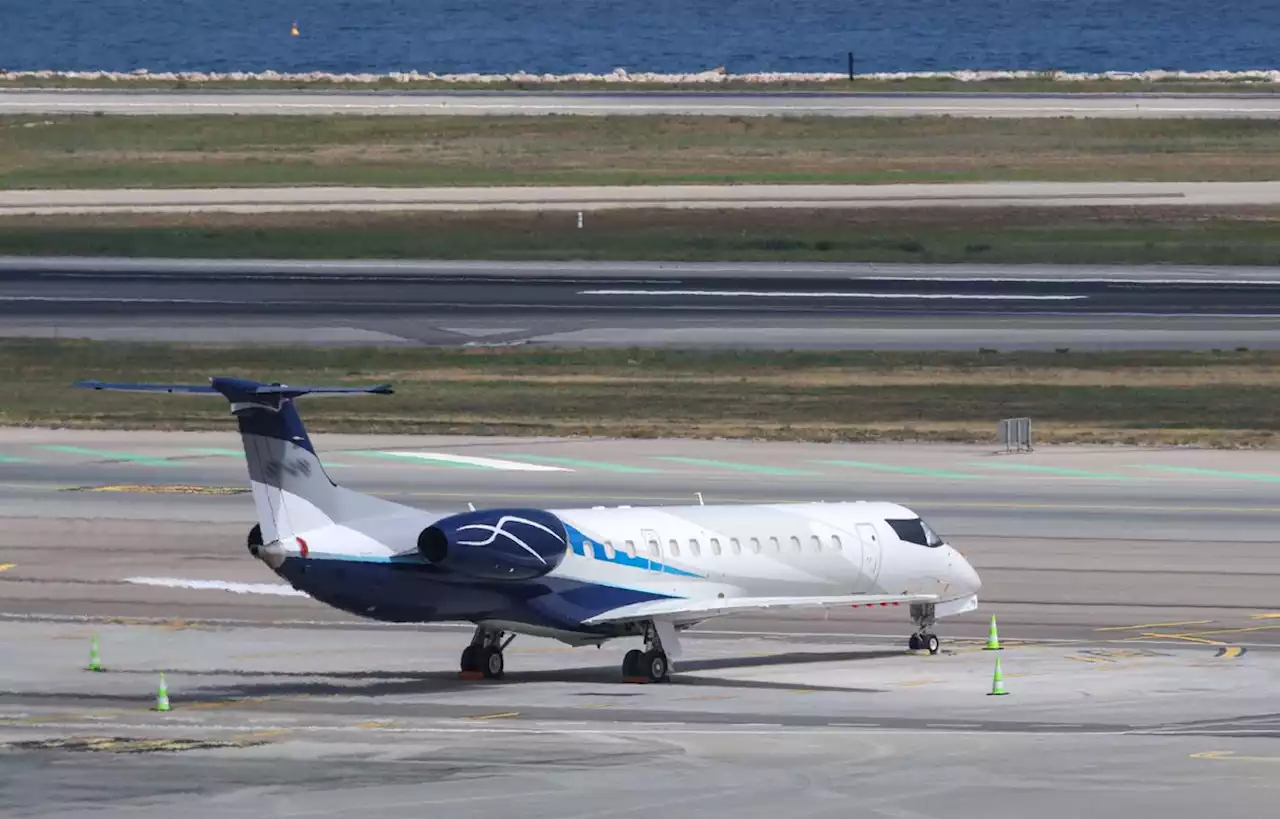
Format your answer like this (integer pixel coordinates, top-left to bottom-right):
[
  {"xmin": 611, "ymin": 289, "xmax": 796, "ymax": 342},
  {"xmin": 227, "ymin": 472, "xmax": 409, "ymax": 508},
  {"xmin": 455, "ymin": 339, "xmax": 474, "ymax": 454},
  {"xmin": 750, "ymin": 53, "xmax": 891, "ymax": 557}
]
[{"xmin": 886, "ymin": 518, "xmax": 944, "ymax": 548}]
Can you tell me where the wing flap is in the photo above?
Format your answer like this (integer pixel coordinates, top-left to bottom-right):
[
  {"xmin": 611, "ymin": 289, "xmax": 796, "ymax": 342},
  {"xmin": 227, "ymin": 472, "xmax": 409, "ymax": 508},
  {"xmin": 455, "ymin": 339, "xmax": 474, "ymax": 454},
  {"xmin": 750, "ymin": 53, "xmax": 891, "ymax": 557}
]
[{"xmin": 581, "ymin": 592, "xmax": 938, "ymax": 626}]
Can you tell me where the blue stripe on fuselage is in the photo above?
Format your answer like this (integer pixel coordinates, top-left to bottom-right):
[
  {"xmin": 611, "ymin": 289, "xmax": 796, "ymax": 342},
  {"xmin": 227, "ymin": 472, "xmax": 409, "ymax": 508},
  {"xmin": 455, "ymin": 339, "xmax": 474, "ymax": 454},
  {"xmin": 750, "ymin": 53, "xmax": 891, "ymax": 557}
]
[
  {"xmin": 273, "ymin": 555, "xmax": 674, "ymax": 632},
  {"xmin": 563, "ymin": 523, "xmax": 703, "ymax": 579}
]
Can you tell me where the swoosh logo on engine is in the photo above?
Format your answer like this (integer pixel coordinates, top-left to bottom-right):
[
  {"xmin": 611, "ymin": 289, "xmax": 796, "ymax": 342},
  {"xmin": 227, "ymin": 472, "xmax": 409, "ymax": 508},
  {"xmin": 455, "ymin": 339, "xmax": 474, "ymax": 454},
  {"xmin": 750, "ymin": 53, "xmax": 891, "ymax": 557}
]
[{"xmin": 456, "ymin": 515, "xmax": 565, "ymax": 564}]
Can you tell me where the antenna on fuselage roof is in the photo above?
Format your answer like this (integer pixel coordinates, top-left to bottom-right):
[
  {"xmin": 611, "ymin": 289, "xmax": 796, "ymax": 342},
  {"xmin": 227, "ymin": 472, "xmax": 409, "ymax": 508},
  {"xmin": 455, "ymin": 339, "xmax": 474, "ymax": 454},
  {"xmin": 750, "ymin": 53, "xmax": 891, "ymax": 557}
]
[
  {"xmin": 467, "ymin": 502, "xmax": 475, "ymax": 511},
  {"xmin": 695, "ymin": 492, "xmax": 704, "ymax": 506}
]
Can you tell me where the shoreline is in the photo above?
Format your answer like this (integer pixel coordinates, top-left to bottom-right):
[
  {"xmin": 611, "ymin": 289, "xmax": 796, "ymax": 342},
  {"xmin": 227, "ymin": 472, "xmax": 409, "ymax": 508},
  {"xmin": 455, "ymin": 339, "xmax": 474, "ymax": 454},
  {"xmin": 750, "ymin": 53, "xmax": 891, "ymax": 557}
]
[{"xmin": 5, "ymin": 68, "xmax": 1280, "ymax": 91}]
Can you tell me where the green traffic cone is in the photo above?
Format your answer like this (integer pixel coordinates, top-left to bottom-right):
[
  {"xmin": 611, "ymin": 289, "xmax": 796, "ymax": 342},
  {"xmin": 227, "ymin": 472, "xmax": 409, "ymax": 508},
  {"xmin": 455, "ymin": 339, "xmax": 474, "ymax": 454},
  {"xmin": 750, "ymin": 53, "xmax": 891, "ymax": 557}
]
[
  {"xmin": 984, "ymin": 614, "xmax": 1002, "ymax": 651},
  {"xmin": 87, "ymin": 635, "xmax": 103, "ymax": 672},
  {"xmin": 152, "ymin": 673, "xmax": 170, "ymax": 712},
  {"xmin": 988, "ymin": 657, "xmax": 1009, "ymax": 696}
]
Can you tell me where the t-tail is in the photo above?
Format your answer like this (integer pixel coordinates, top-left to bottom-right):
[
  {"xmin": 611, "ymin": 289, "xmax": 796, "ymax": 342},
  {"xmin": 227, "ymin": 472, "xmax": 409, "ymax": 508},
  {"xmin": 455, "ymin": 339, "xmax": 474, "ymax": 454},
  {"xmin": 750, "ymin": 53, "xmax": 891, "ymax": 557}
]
[{"xmin": 74, "ymin": 377, "xmax": 410, "ymax": 546}]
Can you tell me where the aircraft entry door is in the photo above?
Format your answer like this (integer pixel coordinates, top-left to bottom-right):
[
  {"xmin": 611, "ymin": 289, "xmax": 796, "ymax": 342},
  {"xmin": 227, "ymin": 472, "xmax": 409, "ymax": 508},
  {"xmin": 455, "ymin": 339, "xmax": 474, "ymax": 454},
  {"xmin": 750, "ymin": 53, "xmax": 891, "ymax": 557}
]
[{"xmin": 855, "ymin": 523, "xmax": 882, "ymax": 587}]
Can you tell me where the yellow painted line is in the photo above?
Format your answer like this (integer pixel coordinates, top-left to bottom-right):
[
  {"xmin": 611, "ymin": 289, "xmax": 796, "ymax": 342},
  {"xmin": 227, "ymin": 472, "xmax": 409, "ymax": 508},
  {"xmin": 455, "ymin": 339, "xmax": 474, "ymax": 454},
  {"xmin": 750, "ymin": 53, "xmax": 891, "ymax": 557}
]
[
  {"xmin": 1137, "ymin": 632, "xmax": 1227, "ymax": 646},
  {"xmin": 0, "ymin": 564, "xmax": 13, "ymax": 572},
  {"xmin": 1216, "ymin": 646, "xmax": 1245, "ymax": 659},
  {"xmin": 893, "ymin": 679, "xmax": 945, "ymax": 687},
  {"xmin": 579, "ymin": 703, "xmax": 617, "ymax": 709},
  {"xmin": 1183, "ymin": 624, "xmax": 1280, "ymax": 637},
  {"xmin": 1096, "ymin": 620, "xmax": 1213, "ymax": 631},
  {"xmin": 1191, "ymin": 750, "xmax": 1280, "ymax": 762},
  {"xmin": 237, "ymin": 729, "xmax": 291, "ymax": 739},
  {"xmin": 354, "ymin": 720, "xmax": 395, "ymax": 729},
  {"xmin": 468, "ymin": 711, "xmax": 520, "ymax": 721},
  {"xmin": 1066, "ymin": 655, "xmax": 1110, "ymax": 664},
  {"xmin": 1251, "ymin": 613, "xmax": 1280, "ymax": 620}
]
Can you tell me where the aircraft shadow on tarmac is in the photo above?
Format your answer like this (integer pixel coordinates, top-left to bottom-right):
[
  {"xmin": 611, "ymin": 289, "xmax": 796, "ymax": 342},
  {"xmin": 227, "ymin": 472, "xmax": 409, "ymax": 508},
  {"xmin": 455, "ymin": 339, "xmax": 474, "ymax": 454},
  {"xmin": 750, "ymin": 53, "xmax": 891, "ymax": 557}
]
[{"xmin": 8, "ymin": 649, "xmax": 905, "ymax": 704}]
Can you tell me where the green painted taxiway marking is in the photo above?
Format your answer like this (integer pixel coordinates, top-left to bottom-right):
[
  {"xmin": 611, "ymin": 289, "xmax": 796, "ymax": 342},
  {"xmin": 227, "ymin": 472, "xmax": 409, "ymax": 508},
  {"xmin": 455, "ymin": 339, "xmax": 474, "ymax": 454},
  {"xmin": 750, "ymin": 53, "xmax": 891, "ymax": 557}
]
[
  {"xmin": 37, "ymin": 446, "xmax": 179, "ymax": 467},
  {"xmin": 818, "ymin": 460, "xmax": 979, "ymax": 479},
  {"xmin": 652, "ymin": 457, "xmax": 820, "ymax": 476},
  {"xmin": 968, "ymin": 462, "xmax": 1136, "ymax": 480},
  {"xmin": 1132, "ymin": 465, "xmax": 1280, "ymax": 483},
  {"xmin": 0, "ymin": 454, "xmax": 28, "ymax": 463},
  {"xmin": 495, "ymin": 454, "xmax": 658, "ymax": 474}
]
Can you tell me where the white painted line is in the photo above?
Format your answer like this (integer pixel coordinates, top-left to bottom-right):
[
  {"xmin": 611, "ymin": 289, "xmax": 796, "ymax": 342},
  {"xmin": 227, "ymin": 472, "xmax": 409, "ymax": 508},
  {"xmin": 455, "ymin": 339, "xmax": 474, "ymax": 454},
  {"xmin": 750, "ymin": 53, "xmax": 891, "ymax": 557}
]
[
  {"xmin": 926, "ymin": 722, "xmax": 982, "ymax": 729},
  {"xmin": 123, "ymin": 577, "xmax": 309, "ymax": 597},
  {"xmin": 381, "ymin": 451, "xmax": 573, "ymax": 472},
  {"xmin": 578, "ymin": 290, "xmax": 1087, "ymax": 301}
]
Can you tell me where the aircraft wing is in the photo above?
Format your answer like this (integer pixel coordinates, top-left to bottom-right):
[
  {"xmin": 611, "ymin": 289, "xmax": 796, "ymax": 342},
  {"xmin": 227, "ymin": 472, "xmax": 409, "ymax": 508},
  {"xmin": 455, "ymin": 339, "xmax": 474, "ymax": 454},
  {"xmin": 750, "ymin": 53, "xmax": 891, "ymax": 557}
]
[{"xmin": 580, "ymin": 592, "xmax": 938, "ymax": 626}]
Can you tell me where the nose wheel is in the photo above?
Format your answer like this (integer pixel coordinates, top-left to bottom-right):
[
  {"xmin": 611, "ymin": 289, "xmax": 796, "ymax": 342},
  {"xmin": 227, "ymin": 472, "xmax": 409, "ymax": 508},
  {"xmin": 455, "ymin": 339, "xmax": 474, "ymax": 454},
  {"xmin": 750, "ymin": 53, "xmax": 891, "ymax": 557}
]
[
  {"xmin": 909, "ymin": 603, "xmax": 941, "ymax": 655},
  {"xmin": 909, "ymin": 632, "xmax": 941, "ymax": 655}
]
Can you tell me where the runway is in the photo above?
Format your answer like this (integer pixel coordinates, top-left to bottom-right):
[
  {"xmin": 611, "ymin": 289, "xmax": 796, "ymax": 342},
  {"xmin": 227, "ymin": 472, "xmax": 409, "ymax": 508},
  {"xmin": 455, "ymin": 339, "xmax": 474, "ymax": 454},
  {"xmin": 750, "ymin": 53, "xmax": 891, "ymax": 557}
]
[
  {"xmin": 3, "ymin": 257, "xmax": 1280, "ymax": 350},
  {"xmin": 8, "ymin": 181, "xmax": 1280, "ymax": 214},
  {"xmin": 6, "ymin": 89, "xmax": 1280, "ymax": 118},
  {"xmin": 1, "ymin": 431, "xmax": 1278, "ymax": 817}
]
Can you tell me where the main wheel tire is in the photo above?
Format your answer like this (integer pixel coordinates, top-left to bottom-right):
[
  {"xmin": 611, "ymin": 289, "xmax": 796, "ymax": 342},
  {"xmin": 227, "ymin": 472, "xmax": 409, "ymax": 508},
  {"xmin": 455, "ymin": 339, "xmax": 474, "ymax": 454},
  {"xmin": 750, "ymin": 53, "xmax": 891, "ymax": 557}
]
[
  {"xmin": 926, "ymin": 634, "xmax": 940, "ymax": 655},
  {"xmin": 460, "ymin": 645, "xmax": 481, "ymax": 673},
  {"xmin": 908, "ymin": 634, "xmax": 921, "ymax": 651},
  {"xmin": 482, "ymin": 647, "xmax": 505, "ymax": 679},
  {"xmin": 644, "ymin": 650, "xmax": 669, "ymax": 683},
  {"xmin": 622, "ymin": 648, "xmax": 643, "ymax": 678}
]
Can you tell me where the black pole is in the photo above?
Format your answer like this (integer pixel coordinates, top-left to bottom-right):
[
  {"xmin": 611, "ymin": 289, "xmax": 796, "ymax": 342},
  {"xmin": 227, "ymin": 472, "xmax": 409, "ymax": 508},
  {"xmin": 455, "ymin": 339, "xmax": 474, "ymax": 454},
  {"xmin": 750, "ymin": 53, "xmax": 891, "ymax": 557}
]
[{"xmin": 847, "ymin": 51, "xmax": 855, "ymax": 80}]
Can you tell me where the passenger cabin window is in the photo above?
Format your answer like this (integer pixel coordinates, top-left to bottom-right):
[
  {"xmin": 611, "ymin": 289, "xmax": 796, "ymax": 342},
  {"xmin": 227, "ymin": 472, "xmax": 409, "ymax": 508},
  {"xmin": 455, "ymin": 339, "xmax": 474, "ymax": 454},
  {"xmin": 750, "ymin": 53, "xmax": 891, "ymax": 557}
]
[
  {"xmin": 831, "ymin": 535, "xmax": 842, "ymax": 551},
  {"xmin": 647, "ymin": 539, "xmax": 660, "ymax": 557},
  {"xmin": 730, "ymin": 538, "xmax": 741, "ymax": 555},
  {"xmin": 623, "ymin": 540, "xmax": 635, "ymax": 557},
  {"xmin": 886, "ymin": 518, "xmax": 944, "ymax": 548},
  {"xmin": 750, "ymin": 537, "xmax": 761, "ymax": 554},
  {"xmin": 604, "ymin": 541, "xmax": 615, "ymax": 559},
  {"xmin": 790, "ymin": 536, "xmax": 802, "ymax": 553},
  {"xmin": 668, "ymin": 539, "xmax": 680, "ymax": 557},
  {"xmin": 710, "ymin": 538, "xmax": 722, "ymax": 556},
  {"xmin": 810, "ymin": 535, "xmax": 822, "ymax": 553},
  {"xmin": 769, "ymin": 537, "xmax": 780, "ymax": 553},
  {"xmin": 690, "ymin": 539, "xmax": 701, "ymax": 556}
]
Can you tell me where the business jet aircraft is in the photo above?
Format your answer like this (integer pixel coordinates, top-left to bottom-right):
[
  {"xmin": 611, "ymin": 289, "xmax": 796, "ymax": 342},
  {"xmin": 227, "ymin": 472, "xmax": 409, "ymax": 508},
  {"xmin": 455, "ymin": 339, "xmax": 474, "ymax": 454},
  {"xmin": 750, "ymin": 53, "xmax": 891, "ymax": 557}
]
[{"xmin": 77, "ymin": 377, "xmax": 982, "ymax": 683}]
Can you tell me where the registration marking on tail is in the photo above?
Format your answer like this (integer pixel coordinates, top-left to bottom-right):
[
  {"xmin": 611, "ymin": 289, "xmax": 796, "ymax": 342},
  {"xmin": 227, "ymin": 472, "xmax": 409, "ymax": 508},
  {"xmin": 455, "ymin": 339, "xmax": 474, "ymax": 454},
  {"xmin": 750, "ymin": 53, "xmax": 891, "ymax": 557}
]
[{"xmin": 377, "ymin": 452, "xmax": 573, "ymax": 472}]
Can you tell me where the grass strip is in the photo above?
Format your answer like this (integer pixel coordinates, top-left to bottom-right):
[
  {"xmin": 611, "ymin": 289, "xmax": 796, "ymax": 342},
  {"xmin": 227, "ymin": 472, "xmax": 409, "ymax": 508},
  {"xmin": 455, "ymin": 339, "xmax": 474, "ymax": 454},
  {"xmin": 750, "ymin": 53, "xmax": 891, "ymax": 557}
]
[
  {"xmin": 4, "ymin": 207, "xmax": 1280, "ymax": 265},
  {"xmin": 5, "ymin": 115, "xmax": 1280, "ymax": 188},
  {"xmin": 7, "ymin": 341, "xmax": 1280, "ymax": 448}
]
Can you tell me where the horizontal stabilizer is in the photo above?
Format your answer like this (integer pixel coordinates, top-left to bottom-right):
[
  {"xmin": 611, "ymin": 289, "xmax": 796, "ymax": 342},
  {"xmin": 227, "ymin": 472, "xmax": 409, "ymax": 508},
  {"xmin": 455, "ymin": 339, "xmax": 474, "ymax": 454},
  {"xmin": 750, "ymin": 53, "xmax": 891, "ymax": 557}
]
[
  {"xmin": 75, "ymin": 377, "xmax": 393, "ymax": 401},
  {"xmin": 581, "ymin": 592, "xmax": 939, "ymax": 626}
]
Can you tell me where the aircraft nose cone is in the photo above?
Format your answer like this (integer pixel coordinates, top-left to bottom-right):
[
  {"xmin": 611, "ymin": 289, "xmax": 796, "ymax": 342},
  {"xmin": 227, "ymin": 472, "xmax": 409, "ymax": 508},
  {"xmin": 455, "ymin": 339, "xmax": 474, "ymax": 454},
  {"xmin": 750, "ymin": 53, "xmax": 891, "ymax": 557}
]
[{"xmin": 955, "ymin": 552, "xmax": 982, "ymax": 597}]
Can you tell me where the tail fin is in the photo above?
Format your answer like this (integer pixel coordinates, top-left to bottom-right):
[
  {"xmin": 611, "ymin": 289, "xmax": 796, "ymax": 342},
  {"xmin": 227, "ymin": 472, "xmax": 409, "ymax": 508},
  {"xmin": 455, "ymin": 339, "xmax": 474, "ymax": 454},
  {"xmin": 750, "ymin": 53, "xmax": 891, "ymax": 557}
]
[{"xmin": 75, "ymin": 377, "xmax": 393, "ymax": 543}]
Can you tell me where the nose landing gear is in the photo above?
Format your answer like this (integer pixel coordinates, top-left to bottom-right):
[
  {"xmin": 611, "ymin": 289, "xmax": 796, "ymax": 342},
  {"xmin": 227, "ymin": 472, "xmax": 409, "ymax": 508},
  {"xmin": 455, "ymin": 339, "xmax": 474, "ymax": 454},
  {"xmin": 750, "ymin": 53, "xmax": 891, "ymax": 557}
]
[{"xmin": 909, "ymin": 603, "xmax": 941, "ymax": 655}]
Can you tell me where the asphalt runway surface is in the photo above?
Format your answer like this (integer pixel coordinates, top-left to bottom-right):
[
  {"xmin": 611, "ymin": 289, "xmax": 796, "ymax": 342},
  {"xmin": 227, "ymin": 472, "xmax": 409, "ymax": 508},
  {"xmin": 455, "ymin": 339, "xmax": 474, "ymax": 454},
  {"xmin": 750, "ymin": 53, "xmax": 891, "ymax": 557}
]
[
  {"xmin": 4, "ymin": 257, "xmax": 1280, "ymax": 350},
  {"xmin": 1, "ymin": 432, "xmax": 1279, "ymax": 818},
  {"xmin": 8, "ymin": 181, "xmax": 1280, "ymax": 214},
  {"xmin": 6, "ymin": 89, "xmax": 1280, "ymax": 118}
]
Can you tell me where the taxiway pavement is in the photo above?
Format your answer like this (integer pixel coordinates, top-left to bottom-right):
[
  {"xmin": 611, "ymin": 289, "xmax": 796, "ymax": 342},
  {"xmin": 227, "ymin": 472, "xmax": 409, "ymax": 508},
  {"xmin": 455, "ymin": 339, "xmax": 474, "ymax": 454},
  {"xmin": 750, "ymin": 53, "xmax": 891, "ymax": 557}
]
[
  {"xmin": 5, "ymin": 89, "xmax": 1280, "ymax": 119},
  {"xmin": 1, "ymin": 432, "xmax": 1277, "ymax": 818}
]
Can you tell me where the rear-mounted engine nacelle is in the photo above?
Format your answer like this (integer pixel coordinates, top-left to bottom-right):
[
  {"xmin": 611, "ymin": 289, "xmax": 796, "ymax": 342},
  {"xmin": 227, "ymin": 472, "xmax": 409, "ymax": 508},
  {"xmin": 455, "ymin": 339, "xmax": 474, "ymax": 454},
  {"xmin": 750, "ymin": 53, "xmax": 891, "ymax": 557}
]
[{"xmin": 417, "ymin": 508, "xmax": 569, "ymax": 582}]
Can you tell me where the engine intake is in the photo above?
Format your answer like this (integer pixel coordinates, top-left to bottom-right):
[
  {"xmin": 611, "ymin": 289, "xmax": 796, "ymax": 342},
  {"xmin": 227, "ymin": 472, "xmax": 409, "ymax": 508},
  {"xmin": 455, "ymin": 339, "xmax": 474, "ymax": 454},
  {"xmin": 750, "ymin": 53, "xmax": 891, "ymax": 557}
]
[{"xmin": 417, "ymin": 507, "xmax": 569, "ymax": 582}]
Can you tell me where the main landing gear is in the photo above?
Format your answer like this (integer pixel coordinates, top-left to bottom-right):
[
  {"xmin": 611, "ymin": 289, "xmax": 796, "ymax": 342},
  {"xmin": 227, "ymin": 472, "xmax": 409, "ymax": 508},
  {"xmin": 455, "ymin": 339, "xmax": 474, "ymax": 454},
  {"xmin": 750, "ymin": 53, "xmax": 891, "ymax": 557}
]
[
  {"xmin": 460, "ymin": 625, "xmax": 513, "ymax": 679},
  {"xmin": 621, "ymin": 621, "xmax": 677, "ymax": 683},
  {"xmin": 908, "ymin": 603, "xmax": 941, "ymax": 655}
]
